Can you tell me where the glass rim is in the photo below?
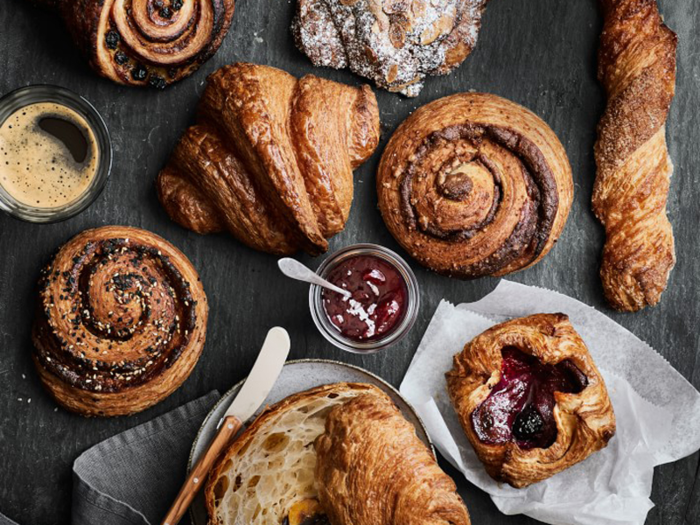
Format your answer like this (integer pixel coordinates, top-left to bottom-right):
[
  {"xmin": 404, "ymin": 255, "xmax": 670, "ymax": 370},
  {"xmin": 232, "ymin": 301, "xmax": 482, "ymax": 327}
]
[
  {"xmin": 0, "ymin": 84, "xmax": 112, "ymax": 223},
  {"xmin": 309, "ymin": 243, "xmax": 420, "ymax": 354}
]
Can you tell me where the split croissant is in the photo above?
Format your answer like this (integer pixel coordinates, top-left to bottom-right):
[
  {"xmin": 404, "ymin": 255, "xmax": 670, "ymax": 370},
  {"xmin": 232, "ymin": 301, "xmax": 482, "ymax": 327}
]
[
  {"xmin": 205, "ymin": 383, "xmax": 470, "ymax": 525},
  {"xmin": 593, "ymin": 0, "xmax": 677, "ymax": 311},
  {"xmin": 315, "ymin": 392, "xmax": 471, "ymax": 525},
  {"xmin": 157, "ymin": 62, "xmax": 380, "ymax": 255},
  {"xmin": 34, "ymin": 0, "xmax": 235, "ymax": 88}
]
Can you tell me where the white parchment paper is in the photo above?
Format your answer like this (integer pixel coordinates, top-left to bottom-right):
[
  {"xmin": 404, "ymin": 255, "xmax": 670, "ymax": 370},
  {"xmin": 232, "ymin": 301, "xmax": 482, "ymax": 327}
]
[{"xmin": 400, "ymin": 280, "xmax": 700, "ymax": 525}]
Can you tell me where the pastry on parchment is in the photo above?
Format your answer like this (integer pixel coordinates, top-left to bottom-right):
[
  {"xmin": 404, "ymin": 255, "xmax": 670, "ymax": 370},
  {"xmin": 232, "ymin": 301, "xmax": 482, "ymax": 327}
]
[
  {"xmin": 157, "ymin": 62, "xmax": 380, "ymax": 256},
  {"xmin": 593, "ymin": 0, "xmax": 678, "ymax": 311},
  {"xmin": 33, "ymin": 0, "xmax": 236, "ymax": 88},
  {"xmin": 446, "ymin": 313, "xmax": 616, "ymax": 488},
  {"xmin": 293, "ymin": 0, "xmax": 490, "ymax": 97},
  {"xmin": 32, "ymin": 226, "xmax": 208, "ymax": 417},
  {"xmin": 377, "ymin": 92, "xmax": 573, "ymax": 279}
]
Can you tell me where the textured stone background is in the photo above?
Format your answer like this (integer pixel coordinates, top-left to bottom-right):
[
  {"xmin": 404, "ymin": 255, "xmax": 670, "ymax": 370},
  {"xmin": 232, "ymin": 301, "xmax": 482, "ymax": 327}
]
[{"xmin": 0, "ymin": 0, "xmax": 698, "ymax": 524}]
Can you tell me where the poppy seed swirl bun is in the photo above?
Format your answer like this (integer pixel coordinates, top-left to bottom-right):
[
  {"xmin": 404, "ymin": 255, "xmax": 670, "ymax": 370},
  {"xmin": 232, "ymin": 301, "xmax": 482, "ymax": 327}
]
[
  {"xmin": 32, "ymin": 226, "xmax": 208, "ymax": 417},
  {"xmin": 377, "ymin": 93, "xmax": 573, "ymax": 278}
]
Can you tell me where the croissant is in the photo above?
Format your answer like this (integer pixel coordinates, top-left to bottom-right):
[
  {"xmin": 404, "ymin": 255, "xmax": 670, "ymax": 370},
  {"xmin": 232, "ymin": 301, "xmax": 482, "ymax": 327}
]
[
  {"xmin": 293, "ymin": 0, "xmax": 490, "ymax": 97},
  {"xmin": 377, "ymin": 92, "xmax": 573, "ymax": 278},
  {"xmin": 446, "ymin": 313, "xmax": 616, "ymax": 488},
  {"xmin": 593, "ymin": 0, "xmax": 677, "ymax": 311},
  {"xmin": 156, "ymin": 62, "xmax": 381, "ymax": 255},
  {"xmin": 32, "ymin": 226, "xmax": 208, "ymax": 417},
  {"xmin": 34, "ymin": 0, "xmax": 235, "ymax": 88},
  {"xmin": 205, "ymin": 383, "xmax": 377, "ymax": 525},
  {"xmin": 315, "ymin": 391, "xmax": 471, "ymax": 525}
]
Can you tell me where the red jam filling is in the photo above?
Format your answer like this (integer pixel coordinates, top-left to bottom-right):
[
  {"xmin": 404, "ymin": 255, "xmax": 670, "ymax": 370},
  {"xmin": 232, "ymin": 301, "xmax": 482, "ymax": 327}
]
[
  {"xmin": 471, "ymin": 347, "xmax": 588, "ymax": 449},
  {"xmin": 322, "ymin": 255, "xmax": 408, "ymax": 342}
]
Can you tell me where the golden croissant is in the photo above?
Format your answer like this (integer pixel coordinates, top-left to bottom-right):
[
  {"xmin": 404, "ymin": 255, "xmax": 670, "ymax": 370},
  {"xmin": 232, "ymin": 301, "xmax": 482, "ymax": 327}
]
[
  {"xmin": 157, "ymin": 62, "xmax": 380, "ymax": 255},
  {"xmin": 315, "ymin": 391, "xmax": 471, "ymax": 525},
  {"xmin": 446, "ymin": 313, "xmax": 616, "ymax": 488},
  {"xmin": 205, "ymin": 383, "xmax": 471, "ymax": 525},
  {"xmin": 593, "ymin": 0, "xmax": 677, "ymax": 311}
]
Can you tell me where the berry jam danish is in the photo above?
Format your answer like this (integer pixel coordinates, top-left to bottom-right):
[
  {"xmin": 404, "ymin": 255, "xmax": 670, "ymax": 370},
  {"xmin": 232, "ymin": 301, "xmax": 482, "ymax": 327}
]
[{"xmin": 446, "ymin": 313, "xmax": 615, "ymax": 488}]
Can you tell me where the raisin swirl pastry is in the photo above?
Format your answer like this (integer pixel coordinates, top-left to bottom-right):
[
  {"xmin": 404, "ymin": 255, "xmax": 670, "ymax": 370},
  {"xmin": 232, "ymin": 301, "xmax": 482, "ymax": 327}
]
[
  {"xmin": 377, "ymin": 93, "xmax": 573, "ymax": 278},
  {"xmin": 32, "ymin": 226, "xmax": 208, "ymax": 417},
  {"xmin": 446, "ymin": 314, "xmax": 616, "ymax": 488},
  {"xmin": 34, "ymin": 0, "xmax": 235, "ymax": 88},
  {"xmin": 157, "ymin": 63, "xmax": 380, "ymax": 255},
  {"xmin": 315, "ymin": 391, "xmax": 471, "ymax": 525},
  {"xmin": 593, "ymin": 0, "xmax": 677, "ymax": 311}
]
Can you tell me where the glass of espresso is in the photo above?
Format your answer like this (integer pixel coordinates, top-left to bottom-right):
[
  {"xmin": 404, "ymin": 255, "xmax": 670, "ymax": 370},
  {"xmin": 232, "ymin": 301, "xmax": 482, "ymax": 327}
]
[{"xmin": 0, "ymin": 85, "xmax": 111, "ymax": 222}]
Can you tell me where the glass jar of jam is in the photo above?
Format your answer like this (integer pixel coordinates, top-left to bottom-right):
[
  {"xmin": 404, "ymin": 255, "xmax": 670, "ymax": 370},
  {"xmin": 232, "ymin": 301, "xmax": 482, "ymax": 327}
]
[{"xmin": 309, "ymin": 244, "xmax": 420, "ymax": 354}]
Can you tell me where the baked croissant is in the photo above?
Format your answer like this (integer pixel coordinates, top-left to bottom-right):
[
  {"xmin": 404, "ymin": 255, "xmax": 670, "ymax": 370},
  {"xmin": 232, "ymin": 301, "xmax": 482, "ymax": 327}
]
[
  {"xmin": 32, "ymin": 226, "xmax": 208, "ymax": 417},
  {"xmin": 206, "ymin": 383, "xmax": 376, "ymax": 525},
  {"xmin": 157, "ymin": 62, "xmax": 381, "ymax": 255},
  {"xmin": 315, "ymin": 392, "xmax": 471, "ymax": 525},
  {"xmin": 446, "ymin": 313, "xmax": 616, "ymax": 488},
  {"xmin": 377, "ymin": 92, "xmax": 573, "ymax": 278},
  {"xmin": 34, "ymin": 0, "xmax": 235, "ymax": 88},
  {"xmin": 593, "ymin": 0, "xmax": 677, "ymax": 311},
  {"xmin": 293, "ymin": 0, "xmax": 490, "ymax": 97}
]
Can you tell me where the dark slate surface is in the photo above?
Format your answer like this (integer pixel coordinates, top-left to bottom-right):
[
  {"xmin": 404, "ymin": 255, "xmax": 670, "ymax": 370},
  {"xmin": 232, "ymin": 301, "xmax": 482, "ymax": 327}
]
[{"xmin": 0, "ymin": 1, "xmax": 698, "ymax": 524}]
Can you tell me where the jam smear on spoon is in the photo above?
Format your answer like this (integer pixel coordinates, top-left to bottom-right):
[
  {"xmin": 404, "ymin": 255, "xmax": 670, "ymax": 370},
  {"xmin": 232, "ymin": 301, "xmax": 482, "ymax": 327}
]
[
  {"xmin": 471, "ymin": 346, "xmax": 588, "ymax": 449},
  {"xmin": 322, "ymin": 255, "xmax": 407, "ymax": 342}
]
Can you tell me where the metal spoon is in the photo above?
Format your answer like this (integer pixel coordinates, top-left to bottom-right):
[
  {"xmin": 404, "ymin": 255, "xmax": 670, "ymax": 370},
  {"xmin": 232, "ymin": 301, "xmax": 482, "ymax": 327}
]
[{"xmin": 278, "ymin": 258, "xmax": 351, "ymax": 299}]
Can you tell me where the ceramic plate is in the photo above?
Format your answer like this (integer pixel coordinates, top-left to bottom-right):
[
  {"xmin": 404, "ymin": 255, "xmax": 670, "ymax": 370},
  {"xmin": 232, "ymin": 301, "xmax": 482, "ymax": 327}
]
[{"xmin": 188, "ymin": 358, "xmax": 432, "ymax": 525}]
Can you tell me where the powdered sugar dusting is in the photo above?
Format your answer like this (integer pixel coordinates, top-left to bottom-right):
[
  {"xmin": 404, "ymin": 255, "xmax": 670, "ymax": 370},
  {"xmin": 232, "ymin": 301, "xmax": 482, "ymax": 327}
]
[{"xmin": 293, "ymin": 0, "xmax": 489, "ymax": 96}]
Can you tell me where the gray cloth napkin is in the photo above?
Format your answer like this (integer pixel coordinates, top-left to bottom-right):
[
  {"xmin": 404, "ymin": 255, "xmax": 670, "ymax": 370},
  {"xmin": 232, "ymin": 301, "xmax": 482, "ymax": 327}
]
[
  {"xmin": 0, "ymin": 391, "xmax": 220, "ymax": 525},
  {"xmin": 0, "ymin": 514, "xmax": 18, "ymax": 525},
  {"xmin": 71, "ymin": 391, "xmax": 220, "ymax": 525}
]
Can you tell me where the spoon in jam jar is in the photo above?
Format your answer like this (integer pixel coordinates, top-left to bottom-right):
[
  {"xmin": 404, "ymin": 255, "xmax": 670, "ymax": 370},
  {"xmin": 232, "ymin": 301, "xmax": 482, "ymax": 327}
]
[{"xmin": 278, "ymin": 258, "xmax": 351, "ymax": 299}]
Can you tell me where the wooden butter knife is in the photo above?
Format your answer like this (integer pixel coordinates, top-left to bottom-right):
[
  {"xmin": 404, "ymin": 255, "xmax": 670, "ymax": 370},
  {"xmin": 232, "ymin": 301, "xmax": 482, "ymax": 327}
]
[{"xmin": 161, "ymin": 326, "xmax": 291, "ymax": 525}]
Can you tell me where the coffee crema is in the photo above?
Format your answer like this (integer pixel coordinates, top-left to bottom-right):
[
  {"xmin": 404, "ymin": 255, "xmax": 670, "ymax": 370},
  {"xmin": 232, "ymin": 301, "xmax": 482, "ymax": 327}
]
[{"xmin": 0, "ymin": 102, "xmax": 98, "ymax": 209}]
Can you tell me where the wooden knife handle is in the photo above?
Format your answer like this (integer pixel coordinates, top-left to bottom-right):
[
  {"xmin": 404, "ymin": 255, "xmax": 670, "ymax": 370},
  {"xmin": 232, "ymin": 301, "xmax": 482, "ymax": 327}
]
[{"xmin": 161, "ymin": 415, "xmax": 242, "ymax": 525}]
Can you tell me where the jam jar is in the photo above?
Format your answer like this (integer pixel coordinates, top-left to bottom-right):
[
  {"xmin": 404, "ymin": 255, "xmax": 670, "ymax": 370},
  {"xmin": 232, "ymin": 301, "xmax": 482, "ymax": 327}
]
[{"xmin": 310, "ymin": 244, "xmax": 420, "ymax": 353}]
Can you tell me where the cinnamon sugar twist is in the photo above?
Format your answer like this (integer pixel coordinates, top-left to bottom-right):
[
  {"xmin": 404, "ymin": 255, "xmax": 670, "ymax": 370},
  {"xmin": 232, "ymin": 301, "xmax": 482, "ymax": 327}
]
[{"xmin": 593, "ymin": 0, "xmax": 677, "ymax": 311}]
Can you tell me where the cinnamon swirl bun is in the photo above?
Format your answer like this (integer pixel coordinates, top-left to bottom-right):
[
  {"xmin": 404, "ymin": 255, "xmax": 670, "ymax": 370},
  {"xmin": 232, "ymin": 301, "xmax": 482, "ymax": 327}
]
[
  {"xmin": 377, "ymin": 93, "xmax": 573, "ymax": 279},
  {"xmin": 35, "ymin": 0, "xmax": 235, "ymax": 88},
  {"xmin": 32, "ymin": 226, "xmax": 208, "ymax": 417}
]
